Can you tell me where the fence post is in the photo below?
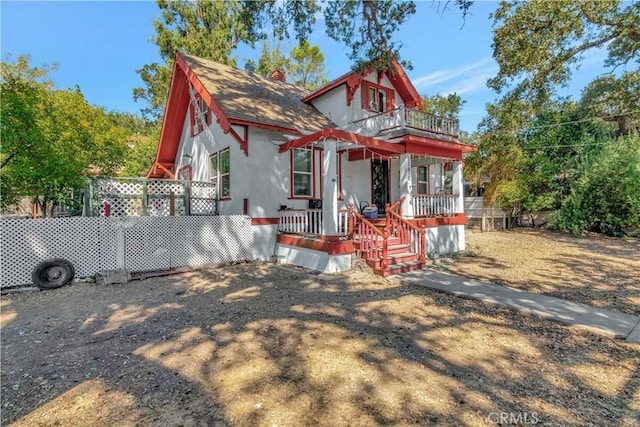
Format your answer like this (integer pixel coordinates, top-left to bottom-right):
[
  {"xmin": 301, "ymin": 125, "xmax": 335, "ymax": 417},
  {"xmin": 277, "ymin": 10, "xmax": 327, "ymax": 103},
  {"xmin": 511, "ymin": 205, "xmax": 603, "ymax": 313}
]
[
  {"xmin": 184, "ymin": 181, "xmax": 191, "ymax": 216},
  {"xmin": 170, "ymin": 191, "xmax": 175, "ymax": 216},
  {"xmin": 142, "ymin": 180, "xmax": 148, "ymax": 216}
]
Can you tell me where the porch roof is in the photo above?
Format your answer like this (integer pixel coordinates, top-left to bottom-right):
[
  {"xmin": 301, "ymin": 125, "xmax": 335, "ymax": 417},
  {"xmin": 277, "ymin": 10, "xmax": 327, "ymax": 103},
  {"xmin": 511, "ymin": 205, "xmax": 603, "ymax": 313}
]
[{"xmin": 278, "ymin": 128, "xmax": 477, "ymax": 160}]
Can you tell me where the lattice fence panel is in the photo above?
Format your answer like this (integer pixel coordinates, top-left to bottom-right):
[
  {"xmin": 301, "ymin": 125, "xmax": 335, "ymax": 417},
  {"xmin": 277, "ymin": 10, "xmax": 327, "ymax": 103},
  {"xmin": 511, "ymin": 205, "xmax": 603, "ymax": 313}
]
[
  {"xmin": 191, "ymin": 199, "xmax": 217, "ymax": 215},
  {"xmin": 122, "ymin": 217, "xmax": 172, "ymax": 271},
  {"xmin": 0, "ymin": 218, "xmax": 104, "ymax": 287},
  {"xmin": 1, "ymin": 216, "xmax": 253, "ymax": 287},
  {"xmin": 147, "ymin": 197, "xmax": 186, "ymax": 217},
  {"xmin": 94, "ymin": 179, "xmax": 143, "ymax": 196},
  {"xmin": 147, "ymin": 180, "xmax": 185, "ymax": 196},
  {"xmin": 171, "ymin": 216, "xmax": 252, "ymax": 267}
]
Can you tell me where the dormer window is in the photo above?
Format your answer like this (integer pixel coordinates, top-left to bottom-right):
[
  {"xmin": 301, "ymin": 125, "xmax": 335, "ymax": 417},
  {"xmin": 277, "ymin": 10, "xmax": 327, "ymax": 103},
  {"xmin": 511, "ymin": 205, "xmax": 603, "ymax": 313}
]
[{"xmin": 362, "ymin": 81, "xmax": 394, "ymax": 113}]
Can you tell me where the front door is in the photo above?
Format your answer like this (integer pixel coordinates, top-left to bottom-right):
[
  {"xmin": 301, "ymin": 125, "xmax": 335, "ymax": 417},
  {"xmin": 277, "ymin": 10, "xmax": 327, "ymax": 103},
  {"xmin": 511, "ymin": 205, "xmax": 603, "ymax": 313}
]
[{"xmin": 371, "ymin": 159, "xmax": 389, "ymax": 214}]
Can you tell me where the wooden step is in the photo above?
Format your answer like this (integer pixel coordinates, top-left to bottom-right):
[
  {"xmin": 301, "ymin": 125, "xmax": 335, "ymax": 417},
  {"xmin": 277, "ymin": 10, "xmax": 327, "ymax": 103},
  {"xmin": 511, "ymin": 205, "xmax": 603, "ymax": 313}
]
[
  {"xmin": 366, "ymin": 251, "xmax": 419, "ymax": 269},
  {"xmin": 374, "ymin": 260, "xmax": 425, "ymax": 277}
]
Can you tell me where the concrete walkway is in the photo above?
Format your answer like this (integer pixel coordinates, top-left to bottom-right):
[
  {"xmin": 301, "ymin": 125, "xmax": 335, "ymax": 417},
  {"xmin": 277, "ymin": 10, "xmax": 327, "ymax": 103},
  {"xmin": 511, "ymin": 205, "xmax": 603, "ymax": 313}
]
[{"xmin": 399, "ymin": 269, "xmax": 640, "ymax": 344}]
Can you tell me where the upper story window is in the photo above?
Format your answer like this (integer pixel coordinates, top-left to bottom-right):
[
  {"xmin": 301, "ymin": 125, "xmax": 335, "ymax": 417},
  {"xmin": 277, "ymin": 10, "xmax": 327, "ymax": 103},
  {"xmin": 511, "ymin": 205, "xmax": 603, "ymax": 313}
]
[
  {"xmin": 361, "ymin": 81, "xmax": 394, "ymax": 113},
  {"xmin": 190, "ymin": 95, "xmax": 210, "ymax": 136},
  {"xmin": 292, "ymin": 148, "xmax": 313, "ymax": 197},
  {"xmin": 210, "ymin": 148, "xmax": 230, "ymax": 199}
]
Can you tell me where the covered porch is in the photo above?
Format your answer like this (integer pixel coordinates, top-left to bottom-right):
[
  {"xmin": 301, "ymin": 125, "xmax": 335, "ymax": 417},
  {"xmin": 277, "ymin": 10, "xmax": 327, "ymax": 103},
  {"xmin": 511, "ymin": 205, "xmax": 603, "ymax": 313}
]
[{"xmin": 274, "ymin": 127, "xmax": 475, "ymax": 275}]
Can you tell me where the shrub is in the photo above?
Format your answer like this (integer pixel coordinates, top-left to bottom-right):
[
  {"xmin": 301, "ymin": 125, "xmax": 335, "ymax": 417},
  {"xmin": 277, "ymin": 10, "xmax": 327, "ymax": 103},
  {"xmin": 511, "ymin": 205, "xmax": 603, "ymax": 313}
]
[{"xmin": 553, "ymin": 134, "xmax": 640, "ymax": 236}]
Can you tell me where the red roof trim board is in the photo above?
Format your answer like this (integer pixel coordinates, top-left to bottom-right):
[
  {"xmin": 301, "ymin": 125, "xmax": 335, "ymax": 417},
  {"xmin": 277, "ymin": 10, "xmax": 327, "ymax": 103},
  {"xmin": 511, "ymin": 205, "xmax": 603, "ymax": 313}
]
[{"xmin": 279, "ymin": 128, "xmax": 405, "ymax": 156}]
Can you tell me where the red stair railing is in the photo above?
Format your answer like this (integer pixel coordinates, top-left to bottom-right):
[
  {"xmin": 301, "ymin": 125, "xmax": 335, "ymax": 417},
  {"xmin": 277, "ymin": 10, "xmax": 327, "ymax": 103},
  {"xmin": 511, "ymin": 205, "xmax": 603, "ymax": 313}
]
[
  {"xmin": 348, "ymin": 204, "xmax": 389, "ymax": 271},
  {"xmin": 385, "ymin": 206, "xmax": 427, "ymax": 264}
]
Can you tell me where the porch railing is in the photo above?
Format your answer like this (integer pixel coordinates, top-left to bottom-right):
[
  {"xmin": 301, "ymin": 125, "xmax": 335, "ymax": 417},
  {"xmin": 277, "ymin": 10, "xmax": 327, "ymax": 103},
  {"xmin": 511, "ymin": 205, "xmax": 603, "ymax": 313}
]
[
  {"xmin": 277, "ymin": 208, "xmax": 351, "ymax": 236},
  {"xmin": 412, "ymin": 194, "xmax": 459, "ymax": 217},
  {"xmin": 349, "ymin": 105, "xmax": 459, "ymax": 138}
]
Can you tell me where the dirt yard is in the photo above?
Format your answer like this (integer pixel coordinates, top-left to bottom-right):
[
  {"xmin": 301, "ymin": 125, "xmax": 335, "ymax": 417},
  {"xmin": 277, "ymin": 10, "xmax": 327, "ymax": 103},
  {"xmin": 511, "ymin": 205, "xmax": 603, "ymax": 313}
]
[{"xmin": 1, "ymin": 229, "xmax": 639, "ymax": 426}]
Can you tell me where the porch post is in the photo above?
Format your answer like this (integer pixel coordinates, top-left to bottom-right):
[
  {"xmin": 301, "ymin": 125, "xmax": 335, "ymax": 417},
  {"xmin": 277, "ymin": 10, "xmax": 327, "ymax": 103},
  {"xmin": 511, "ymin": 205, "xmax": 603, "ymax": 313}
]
[
  {"xmin": 452, "ymin": 161, "xmax": 464, "ymax": 213},
  {"xmin": 399, "ymin": 153, "xmax": 414, "ymax": 218},
  {"xmin": 322, "ymin": 139, "xmax": 339, "ymax": 238}
]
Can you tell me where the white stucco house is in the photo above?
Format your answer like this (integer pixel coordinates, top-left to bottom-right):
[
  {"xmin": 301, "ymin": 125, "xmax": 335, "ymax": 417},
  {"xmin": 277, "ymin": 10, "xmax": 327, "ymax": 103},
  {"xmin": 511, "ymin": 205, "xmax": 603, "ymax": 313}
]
[{"xmin": 148, "ymin": 52, "xmax": 477, "ymax": 276}]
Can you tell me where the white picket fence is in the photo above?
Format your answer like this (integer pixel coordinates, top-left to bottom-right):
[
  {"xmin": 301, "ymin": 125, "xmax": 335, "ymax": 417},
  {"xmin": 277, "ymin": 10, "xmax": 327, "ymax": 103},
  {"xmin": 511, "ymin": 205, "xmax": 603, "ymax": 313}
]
[{"xmin": 0, "ymin": 216, "xmax": 253, "ymax": 288}]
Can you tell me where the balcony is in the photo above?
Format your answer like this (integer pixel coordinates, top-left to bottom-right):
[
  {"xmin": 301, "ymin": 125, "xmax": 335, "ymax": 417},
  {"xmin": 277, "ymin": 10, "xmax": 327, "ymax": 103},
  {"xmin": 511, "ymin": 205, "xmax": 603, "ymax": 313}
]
[{"xmin": 349, "ymin": 105, "xmax": 460, "ymax": 139}]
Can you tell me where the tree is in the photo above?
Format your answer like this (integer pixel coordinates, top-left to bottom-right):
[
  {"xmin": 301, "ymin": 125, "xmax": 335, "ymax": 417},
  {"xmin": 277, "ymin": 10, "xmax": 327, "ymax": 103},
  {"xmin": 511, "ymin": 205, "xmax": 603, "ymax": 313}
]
[
  {"xmin": 119, "ymin": 121, "xmax": 163, "ymax": 177},
  {"xmin": 252, "ymin": 40, "xmax": 329, "ymax": 89},
  {"xmin": 489, "ymin": 0, "xmax": 640, "ymax": 105},
  {"xmin": 137, "ymin": 0, "xmax": 474, "ymax": 118},
  {"xmin": 255, "ymin": 41, "xmax": 290, "ymax": 78},
  {"xmin": 289, "ymin": 40, "xmax": 329, "ymax": 89},
  {"xmin": 553, "ymin": 134, "xmax": 640, "ymax": 236},
  {"xmin": 577, "ymin": 71, "xmax": 640, "ymax": 136},
  {"xmin": 134, "ymin": 0, "xmax": 254, "ymax": 119},
  {"xmin": 421, "ymin": 93, "xmax": 466, "ymax": 118},
  {"xmin": 1, "ymin": 55, "xmax": 129, "ymax": 216}
]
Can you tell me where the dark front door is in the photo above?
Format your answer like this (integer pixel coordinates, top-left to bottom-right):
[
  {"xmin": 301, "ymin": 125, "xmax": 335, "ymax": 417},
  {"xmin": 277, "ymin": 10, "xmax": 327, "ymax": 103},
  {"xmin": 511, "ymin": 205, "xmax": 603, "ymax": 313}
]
[{"xmin": 371, "ymin": 159, "xmax": 389, "ymax": 214}]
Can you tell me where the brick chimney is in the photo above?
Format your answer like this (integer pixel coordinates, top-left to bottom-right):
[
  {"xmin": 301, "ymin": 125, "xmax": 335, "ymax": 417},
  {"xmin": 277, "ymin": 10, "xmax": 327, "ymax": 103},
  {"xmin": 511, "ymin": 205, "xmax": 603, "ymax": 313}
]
[{"xmin": 269, "ymin": 69, "xmax": 286, "ymax": 82}]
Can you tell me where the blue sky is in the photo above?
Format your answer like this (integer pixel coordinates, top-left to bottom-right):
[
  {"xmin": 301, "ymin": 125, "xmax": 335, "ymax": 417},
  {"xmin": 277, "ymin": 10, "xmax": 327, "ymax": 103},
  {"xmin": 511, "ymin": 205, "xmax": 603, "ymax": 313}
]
[{"xmin": 1, "ymin": 1, "xmax": 615, "ymax": 132}]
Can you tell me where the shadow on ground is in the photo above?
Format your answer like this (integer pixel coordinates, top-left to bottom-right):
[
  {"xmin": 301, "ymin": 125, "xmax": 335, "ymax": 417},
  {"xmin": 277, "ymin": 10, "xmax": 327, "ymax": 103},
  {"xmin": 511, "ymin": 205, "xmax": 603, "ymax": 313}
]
[{"xmin": 1, "ymin": 263, "xmax": 639, "ymax": 426}]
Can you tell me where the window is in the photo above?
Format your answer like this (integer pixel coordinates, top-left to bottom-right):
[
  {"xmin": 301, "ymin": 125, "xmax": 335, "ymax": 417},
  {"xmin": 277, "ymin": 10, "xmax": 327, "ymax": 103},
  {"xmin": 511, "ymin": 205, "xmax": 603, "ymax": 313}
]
[
  {"xmin": 417, "ymin": 166, "xmax": 428, "ymax": 194},
  {"xmin": 292, "ymin": 148, "xmax": 312, "ymax": 197},
  {"xmin": 209, "ymin": 148, "xmax": 230, "ymax": 199},
  {"xmin": 362, "ymin": 81, "xmax": 394, "ymax": 113},
  {"xmin": 191, "ymin": 96, "xmax": 210, "ymax": 135}
]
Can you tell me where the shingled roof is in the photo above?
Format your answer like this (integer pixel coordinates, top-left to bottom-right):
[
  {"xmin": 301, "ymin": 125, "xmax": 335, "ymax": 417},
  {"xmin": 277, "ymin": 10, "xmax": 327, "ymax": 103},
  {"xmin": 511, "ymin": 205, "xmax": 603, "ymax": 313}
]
[{"xmin": 182, "ymin": 53, "xmax": 335, "ymax": 133}]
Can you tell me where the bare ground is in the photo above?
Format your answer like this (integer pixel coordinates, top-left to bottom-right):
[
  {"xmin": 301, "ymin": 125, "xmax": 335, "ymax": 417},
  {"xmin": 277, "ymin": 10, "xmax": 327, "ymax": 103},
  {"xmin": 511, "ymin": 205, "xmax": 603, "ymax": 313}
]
[
  {"xmin": 1, "ymin": 229, "xmax": 639, "ymax": 426},
  {"xmin": 448, "ymin": 229, "xmax": 640, "ymax": 316}
]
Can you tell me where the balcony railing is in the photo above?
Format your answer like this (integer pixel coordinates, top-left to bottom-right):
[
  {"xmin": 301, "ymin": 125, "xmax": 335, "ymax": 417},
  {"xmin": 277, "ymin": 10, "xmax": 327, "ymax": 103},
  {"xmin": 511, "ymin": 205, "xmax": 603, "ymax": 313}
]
[
  {"xmin": 349, "ymin": 105, "xmax": 459, "ymax": 138},
  {"xmin": 278, "ymin": 209, "xmax": 351, "ymax": 236},
  {"xmin": 412, "ymin": 194, "xmax": 459, "ymax": 217}
]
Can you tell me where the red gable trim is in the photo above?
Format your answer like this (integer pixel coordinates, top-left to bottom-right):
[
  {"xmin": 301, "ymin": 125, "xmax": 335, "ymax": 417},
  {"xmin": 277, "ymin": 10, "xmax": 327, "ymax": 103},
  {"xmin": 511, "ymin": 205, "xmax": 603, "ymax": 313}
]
[
  {"xmin": 302, "ymin": 61, "xmax": 422, "ymax": 110},
  {"xmin": 387, "ymin": 61, "xmax": 423, "ymax": 110},
  {"xmin": 147, "ymin": 60, "xmax": 189, "ymax": 178},
  {"xmin": 149, "ymin": 53, "xmax": 254, "ymax": 178}
]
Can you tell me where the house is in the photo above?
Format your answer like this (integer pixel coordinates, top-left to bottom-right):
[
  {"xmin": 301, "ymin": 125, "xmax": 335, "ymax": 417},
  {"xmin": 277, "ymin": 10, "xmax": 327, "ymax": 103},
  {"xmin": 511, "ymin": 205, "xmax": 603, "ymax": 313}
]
[{"xmin": 148, "ymin": 52, "xmax": 477, "ymax": 275}]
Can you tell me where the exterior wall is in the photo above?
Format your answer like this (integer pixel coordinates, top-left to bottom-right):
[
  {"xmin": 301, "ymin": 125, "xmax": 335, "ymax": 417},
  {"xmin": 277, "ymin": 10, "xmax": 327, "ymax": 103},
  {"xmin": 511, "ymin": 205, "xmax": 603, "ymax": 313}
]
[
  {"xmin": 340, "ymin": 156, "xmax": 372, "ymax": 210},
  {"xmin": 276, "ymin": 244, "xmax": 352, "ymax": 273},
  {"xmin": 426, "ymin": 224, "xmax": 465, "ymax": 255},
  {"xmin": 309, "ymin": 72, "xmax": 405, "ymax": 131},
  {"xmin": 252, "ymin": 224, "xmax": 278, "ymax": 261}
]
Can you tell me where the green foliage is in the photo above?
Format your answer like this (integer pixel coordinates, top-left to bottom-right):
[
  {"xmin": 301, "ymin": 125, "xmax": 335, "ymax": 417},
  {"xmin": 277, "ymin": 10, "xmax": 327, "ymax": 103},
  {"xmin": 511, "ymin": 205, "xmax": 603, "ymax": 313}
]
[
  {"xmin": 137, "ymin": 1, "xmax": 475, "ymax": 118},
  {"xmin": 1, "ymin": 55, "xmax": 129, "ymax": 216},
  {"xmin": 490, "ymin": 0, "xmax": 640, "ymax": 106},
  {"xmin": 421, "ymin": 93, "xmax": 466, "ymax": 118},
  {"xmin": 255, "ymin": 41, "xmax": 291, "ymax": 78},
  {"xmin": 252, "ymin": 40, "xmax": 329, "ymax": 90},
  {"xmin": 578, "ymin": 71, "xmax": 640, "ymax": 136},
  {"xmin": 119, "ymin": 121, "xmax": 162, "ymax": 177},
  {"xmin": 553, "ymin": 134, "xmax": 640, "ymax": 236},
  {"xmin": 323, "ymin": 1, "xmax": 417, "ymax": 71},
  {"xmin": 289, "ymin": 40, "xmax": 329, "ymax": 89},
  {"xmin": 134, "ymin": 0, "xmax": 253, "ymax": 119}
]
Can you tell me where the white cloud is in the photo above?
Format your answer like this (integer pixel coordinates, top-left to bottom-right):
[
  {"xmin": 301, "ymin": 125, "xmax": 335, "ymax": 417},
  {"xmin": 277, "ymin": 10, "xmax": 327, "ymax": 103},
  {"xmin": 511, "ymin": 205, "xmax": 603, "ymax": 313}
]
[
  {"xmin": 413, "ymin": 56, "xmax": 495, "ymax": 88},
  {"xmin": 441, "ymin": 73, "xmax": 494, "ymax": 96}
]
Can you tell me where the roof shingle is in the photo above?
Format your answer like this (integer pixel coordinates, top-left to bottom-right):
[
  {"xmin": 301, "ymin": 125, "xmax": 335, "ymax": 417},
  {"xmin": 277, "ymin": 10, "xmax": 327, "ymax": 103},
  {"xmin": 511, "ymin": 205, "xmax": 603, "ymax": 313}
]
[{"xmin": 182, "ymin": 53, "xmax": 335, "ymax": 133}]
